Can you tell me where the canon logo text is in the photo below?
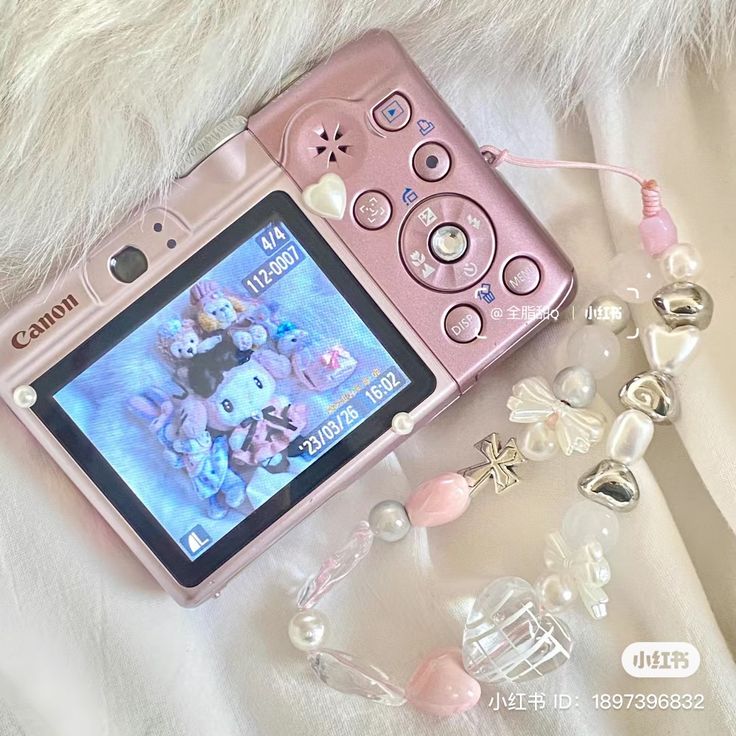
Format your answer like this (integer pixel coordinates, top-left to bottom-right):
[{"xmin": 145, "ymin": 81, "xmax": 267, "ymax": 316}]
[{"xmin": 11, "ymin": 294, "xmax": 79, "ymax": 349}]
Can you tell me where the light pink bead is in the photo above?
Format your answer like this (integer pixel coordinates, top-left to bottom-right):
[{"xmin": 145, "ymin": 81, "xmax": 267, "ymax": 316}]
[
  {"xmin": 639, "ymin": 208, "xmax": 678, "ymax": 257},
  {"xmin": 406, "ymin": 648, "xmax": 481, "ymax": 717},
  {"xmin": 405, "ymin": 472, "xmax": 471, "ymax": 528}
]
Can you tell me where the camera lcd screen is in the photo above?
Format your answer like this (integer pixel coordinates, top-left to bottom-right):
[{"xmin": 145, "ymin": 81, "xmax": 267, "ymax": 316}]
[{"xmin": 31, "ymin": 191, "xmax": 435, "ymax": 586}]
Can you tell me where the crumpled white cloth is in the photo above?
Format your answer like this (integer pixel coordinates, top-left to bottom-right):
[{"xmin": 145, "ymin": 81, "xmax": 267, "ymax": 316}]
[{"xmin": 1, "ymin": 66, "xmax": 735, "ymax": 736}]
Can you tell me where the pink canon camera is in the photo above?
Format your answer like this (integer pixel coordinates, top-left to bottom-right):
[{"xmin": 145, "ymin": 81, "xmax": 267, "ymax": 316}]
[{"xmin": 0, "ymin": 31, "xmax": 574, "ymax": 606}]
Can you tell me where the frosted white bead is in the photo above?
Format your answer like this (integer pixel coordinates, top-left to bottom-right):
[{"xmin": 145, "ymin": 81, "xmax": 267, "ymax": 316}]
[
  {"xmin": 535, "ymin": 573, "xmax": 576, "ymax": 613},
  {"xmin": 552, "ymin": 366, "xmax": 597, "ymax": 408},
  {"xmin": 660, "ymin": 243, "xmax": 703, "ymax": 282},
  {"xmin": 562, "ymin": 501, "xmax": 620, "ymax": 553},
  {"xmin": 368, "ymin": 500, "xmax": 411, "ymax": 542},
  {"xmin": 288, "ymin": 610, "xmax": 328, "ymax": 651},
  {"xmin": 518, "ymin": 422, "xmax": 558, "ymax": 461},
  {"xmin": 606, "ymin": 409, "xmax": 654, "ymax": 464},
  {"xmin": 566, "ymin": 325, "xmax": 621, "ymax": 378},
  {"xmin": 609, "ymin": 250, "xmax": 663, "ymax": 304}
]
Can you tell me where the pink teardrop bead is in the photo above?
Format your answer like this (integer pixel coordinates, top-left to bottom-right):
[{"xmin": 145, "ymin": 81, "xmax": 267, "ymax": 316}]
[
  {"xmin": 406, "ymin": 648, "xmax": 481, "ymax": 717},
  {"xmin": 639, "ymin": 208, "xmax": 678, "ymax": 257},
  {"xmin": 405, "ymin": 472, "xmax": 471, "ymax": 528}
]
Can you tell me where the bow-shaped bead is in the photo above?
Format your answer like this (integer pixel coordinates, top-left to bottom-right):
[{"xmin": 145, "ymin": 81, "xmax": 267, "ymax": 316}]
[
  {"xmin": 544, "ymin": 531, "xmax": 611, "ymax": 620},
  {"xmin": 507, "ymin": 376, "xmax": 605, "ymax": 455}
]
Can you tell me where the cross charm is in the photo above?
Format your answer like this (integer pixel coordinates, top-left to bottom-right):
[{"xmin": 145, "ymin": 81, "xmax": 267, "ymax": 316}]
[{"xmin": 458, "ymin": 433, "xmax": 526, "ymax": 495}]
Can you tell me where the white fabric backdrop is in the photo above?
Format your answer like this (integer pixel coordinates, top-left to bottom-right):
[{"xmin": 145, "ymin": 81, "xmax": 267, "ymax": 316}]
[{"xmin": 1, "ymin": 63, "xmax": 735, "ymax": 736}]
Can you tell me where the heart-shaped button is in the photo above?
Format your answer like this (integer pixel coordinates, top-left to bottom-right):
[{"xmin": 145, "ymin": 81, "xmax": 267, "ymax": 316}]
[
  {"xmin": 619, "ymin": 370, "xmax": 679, "ymax": 423},
  {"xmin": 462, "ymin": 576, "xmax": 573, "ymax": 683},
  {"xmin": 643, "ymin": 324, "xmax": 700, "ymax": 376},
  {"xmin": 302, "ymin": 173, "xmax": 347, "ymax": 220}
]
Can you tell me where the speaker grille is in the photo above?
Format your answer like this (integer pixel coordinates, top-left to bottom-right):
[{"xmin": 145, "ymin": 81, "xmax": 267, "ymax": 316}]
[{"xmin": 309, "ymin": 123, "xmax": 352, "ymax": 167}]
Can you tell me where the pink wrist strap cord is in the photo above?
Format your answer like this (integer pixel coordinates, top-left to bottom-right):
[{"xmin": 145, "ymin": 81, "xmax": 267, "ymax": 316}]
[{"xmin": 480, "ymin": 144, "xmax": 679, "ymax": 255}]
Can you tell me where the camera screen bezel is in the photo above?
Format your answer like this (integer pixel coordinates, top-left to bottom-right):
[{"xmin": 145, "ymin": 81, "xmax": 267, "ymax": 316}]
[{"xmin": 29, "ymin": 191, "xmax": 436, "ymax": 587}]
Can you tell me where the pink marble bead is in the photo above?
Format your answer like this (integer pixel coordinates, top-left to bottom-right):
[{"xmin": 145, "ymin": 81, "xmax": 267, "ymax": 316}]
[
  {"xmin": 405, "ymin": 648, "xmax": 481, "ymax": 717},
  {"xmin": 405, "ymin": 472, "xmax": 471, "ymax": 528},
  {"xmin": 639, "ymin": 208, "xmax": 678, "ymax": 257}
]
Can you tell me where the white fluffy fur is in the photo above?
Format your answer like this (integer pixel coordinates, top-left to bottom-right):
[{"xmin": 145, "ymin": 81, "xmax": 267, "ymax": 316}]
[{"xmin": 0, "ymin": 0, "xmax": 734, "ymax": 302}]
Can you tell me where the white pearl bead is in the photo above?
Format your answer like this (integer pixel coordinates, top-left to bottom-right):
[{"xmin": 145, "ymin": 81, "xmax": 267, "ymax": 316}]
[
  {"xmin": 12, "ymin": 384, "xmax": 37, "ymax": 408},
  {"xmin": 535, "ymin": 573, "xmax": 577, "ymax": 613},
  {"xmin": 660, "ymin": 243, "xmax": 703, "ymax": 281},
  {"xmin": 552, "ymin": 366, "xmax": 597, "ymax": 408},
  {"xmin": 585, "ymin": 295, "xmax": 631, "ymax": 335},
  {"xmin": 368, "ymin": 500, "xmax": 411, "ymax": 542},
  {"xmin": 609, "ymin": 250, "xmax": 663, "ymax": 304},
  {"xmin": 606, "ymin": 409, "xmax": 654, "ymax": 464},
  {"xmin": 566, "ymin": 325, "xmax": 621, "ymax": 378},
  {"xmin": 518, "ymin": 422, "xmax": 558, "ymax": 461},
  {"xmin": 562, "ymin": 501, "xmax": 620, "ymax": 553},
  {"xmin": 288, "ymin": 610, "xmax": 328, "ymax": 651},
  {"xmin": 391, "ymin": 412, "xmax": 414, "ymax": 435}
]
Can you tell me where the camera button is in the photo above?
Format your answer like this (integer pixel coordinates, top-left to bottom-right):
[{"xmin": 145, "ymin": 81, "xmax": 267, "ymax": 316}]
[
  {"xmin": 373, "ymin": 93, "xmax": 411, "ymax": 131},
  {"xmin": 503, "ymin": 256, "xmax": 541, "ymax": 295},
  {"xmin": 354, "ymin": 191, "xmax": 392, "ymax": 229},
  {"xmin": 430, "ymin": 224, "xmax": 467, "ymax": 262},
  {"xmin": 412, "ymin": 142, "xmax": 451, "ymax": 181},
  {"xmin": 445, "ymin": 304, "xmax": 483, "ymax": 343}
]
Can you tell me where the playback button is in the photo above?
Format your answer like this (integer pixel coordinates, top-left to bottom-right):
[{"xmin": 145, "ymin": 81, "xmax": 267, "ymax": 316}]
[
  {"xmin": 445, "ymin": 304, "xmax": 483, "ymax": 343},
  {"xmin": 373, "ymin": 93, "xmax": 411, "ymax": 131}
]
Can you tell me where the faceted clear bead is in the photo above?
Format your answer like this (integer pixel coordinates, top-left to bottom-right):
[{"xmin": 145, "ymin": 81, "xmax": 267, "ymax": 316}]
[
  {"xmin": 566, "ymin": 325, "xmax": 621, "ymax": 379},
  {"xmin": 535, "ymin": 573, "xmax": 577, "ymax": 613},
  {"xmin": 518, "ymin": 422, "xmax": 558, "ymax": 461},
  {"xmin": 660, "ymin": 243, "xmax": 703, "ymax": 282},
  {"xmin": 297, "ymin": 521, "xmax": 374, "ymax": 609},
  {"xmin": 562, "ymin": 501, "xmax": 620, "ymax": 553},
  {"xmin": 609, "ymin": 250, "xmax": 664, "ymax": 304},
  {"xmin": 308, "ymin": 649, "xmax": 407, "ymax": 706},
  {"xmin": 288, "ymin": 609, "xmax": 328, "ymax": 651}
]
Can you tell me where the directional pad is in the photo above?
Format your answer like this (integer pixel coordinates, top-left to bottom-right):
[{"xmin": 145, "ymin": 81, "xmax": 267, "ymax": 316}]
[{"xmin": 353, "ymin": 191, "xmax": 392, "ymax": 230}]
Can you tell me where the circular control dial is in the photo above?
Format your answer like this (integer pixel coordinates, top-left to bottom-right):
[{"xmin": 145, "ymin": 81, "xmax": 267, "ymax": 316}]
[{"xmin": 399, "ymin": 195, "xmax": 496, "ymax": 293}]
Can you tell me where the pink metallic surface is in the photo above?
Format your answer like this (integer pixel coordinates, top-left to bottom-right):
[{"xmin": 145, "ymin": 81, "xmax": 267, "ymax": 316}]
[
  {"xmin": 0, "ymin": 30, "xmax": 574, "ymax": 606},
  {"xmin": 249, "ymin": 30, "xmax": 576, "ymax": 391}
]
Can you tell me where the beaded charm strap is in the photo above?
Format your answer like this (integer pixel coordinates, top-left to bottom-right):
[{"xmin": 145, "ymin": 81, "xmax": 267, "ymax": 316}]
[{"xmin": 287, "ymin": 147, "xmax": 713, "ymax": 717}]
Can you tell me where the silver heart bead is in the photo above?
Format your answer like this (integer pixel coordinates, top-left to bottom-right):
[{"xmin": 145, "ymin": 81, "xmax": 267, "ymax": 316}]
[
  {"xmin": 643, "ymin": 324, "xmax": 700, "ymax": 376},
  {"xmin": 619, "ymin": 370, "xmax": 679, "ymax": 424},
  {"xmin": 578, "ymin": 459, "xmax": 640, "ymax": 512},
  {"xmin": 653, "ymin": 281, "xmax": 713, "ymax": 330},
  {"xmin": 462, "ymin": 576, "xmax": 573, "ymax": 683}
]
